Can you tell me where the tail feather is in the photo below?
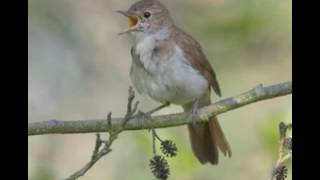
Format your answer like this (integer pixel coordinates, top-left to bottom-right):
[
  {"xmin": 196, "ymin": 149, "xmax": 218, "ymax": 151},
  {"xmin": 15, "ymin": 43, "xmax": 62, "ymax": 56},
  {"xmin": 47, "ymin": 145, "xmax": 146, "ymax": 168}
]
[
  {"xmin": 188, "ymin": 123, "xmax": 218, "ymax": 164},
  {"xmin": 208, "ymin": 116, "xmax": 232, "ymax": 157},
  {"xmin": 184, "ymin": 92, "xmax": 231, "ymax": 164}
]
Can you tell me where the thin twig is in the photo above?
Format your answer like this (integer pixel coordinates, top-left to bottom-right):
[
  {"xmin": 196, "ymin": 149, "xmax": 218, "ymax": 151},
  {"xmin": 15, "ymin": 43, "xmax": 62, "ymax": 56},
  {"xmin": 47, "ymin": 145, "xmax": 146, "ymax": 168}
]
[
  {"xmin": 63, "ymin": 87, "xmax": 139, "ymax": 180},
  {"xmin": 270, "ymin": 122, "xmax": 292, "ymax": 180},
  {"xmin": 62, "ymin": 133, "xmax": 113, "ymax": 180},
  {"xmin": 152, "ymin": 129, "xmax": 163, "ymax": 142},
  {"xmin": 152, "ymin": 129, "xmax": 157, "ymax": 155}
]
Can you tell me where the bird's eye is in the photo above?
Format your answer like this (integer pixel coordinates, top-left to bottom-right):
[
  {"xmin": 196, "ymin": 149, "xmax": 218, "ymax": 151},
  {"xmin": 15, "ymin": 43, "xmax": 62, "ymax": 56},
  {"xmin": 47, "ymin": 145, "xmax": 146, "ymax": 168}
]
[{"xmin": 143, "ymin": 11, "xmax": 151, "ymax": 18}]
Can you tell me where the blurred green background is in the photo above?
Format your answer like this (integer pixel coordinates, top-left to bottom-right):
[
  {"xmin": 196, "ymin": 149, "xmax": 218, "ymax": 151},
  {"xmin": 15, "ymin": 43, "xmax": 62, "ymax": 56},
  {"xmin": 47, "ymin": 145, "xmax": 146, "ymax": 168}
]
[{"xmin": 28, "ymin": 0, "xmax": 292, "ymax": 179}]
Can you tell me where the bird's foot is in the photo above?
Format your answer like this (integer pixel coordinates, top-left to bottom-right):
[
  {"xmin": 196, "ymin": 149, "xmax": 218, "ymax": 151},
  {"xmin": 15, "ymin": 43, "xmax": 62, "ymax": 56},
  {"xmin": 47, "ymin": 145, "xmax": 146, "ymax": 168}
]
[
  {"xmin": 136, "ymin": 110, "xmax": 152, "ymax": 129},
  {"xmin": 135, "ymin": 102, "xmax": 170, "ymax": 129}
]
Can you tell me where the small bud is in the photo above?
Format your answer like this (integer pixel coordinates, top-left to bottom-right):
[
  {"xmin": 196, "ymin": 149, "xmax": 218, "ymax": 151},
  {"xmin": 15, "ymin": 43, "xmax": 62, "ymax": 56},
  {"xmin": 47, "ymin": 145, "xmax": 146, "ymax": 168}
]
[{"xmin": 279, "ymin": 122, "xmax": 287, "ymax": 140}]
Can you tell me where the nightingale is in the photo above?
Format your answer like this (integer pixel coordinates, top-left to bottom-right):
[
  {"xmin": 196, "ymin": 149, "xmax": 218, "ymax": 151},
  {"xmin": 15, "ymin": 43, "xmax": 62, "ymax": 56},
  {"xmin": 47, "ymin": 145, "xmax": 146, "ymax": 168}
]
[{"xmin": 118, "ymin": 0, "xmax": 231, "ymax": 164}]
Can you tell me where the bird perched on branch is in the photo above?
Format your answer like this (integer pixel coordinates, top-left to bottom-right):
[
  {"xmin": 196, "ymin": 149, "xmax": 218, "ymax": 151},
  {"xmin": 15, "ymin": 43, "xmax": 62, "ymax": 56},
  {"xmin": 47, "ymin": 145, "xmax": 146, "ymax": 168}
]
[{"xmin": 118, "ymin": 0, "xmax": 231, "ymax": 164}]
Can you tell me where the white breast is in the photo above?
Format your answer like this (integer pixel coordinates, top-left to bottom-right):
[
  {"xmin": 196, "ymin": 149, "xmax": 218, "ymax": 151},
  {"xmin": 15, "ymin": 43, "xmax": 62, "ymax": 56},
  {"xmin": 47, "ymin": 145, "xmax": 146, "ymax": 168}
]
[{"xmin": 130, "ymin": 35, "xmax": 208, "ymax": 105}]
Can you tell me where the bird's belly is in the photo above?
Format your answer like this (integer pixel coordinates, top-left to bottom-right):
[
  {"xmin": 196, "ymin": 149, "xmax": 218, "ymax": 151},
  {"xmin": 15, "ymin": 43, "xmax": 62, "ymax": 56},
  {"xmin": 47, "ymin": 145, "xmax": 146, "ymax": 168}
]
[{"xmin": 130, "ymin": 55, "xmax": 208, "ymax": 105}]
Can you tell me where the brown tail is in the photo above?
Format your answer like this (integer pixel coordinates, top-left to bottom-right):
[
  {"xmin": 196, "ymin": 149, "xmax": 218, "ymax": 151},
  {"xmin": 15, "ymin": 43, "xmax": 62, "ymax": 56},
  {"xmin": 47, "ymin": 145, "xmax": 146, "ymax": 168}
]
[{"xmin": 183, "ymin": 93, "xmax": 232, "ymax": 164}]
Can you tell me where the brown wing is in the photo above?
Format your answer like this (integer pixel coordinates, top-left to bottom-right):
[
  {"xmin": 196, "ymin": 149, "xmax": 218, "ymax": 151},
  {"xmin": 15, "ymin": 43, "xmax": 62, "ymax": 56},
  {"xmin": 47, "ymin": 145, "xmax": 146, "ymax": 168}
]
[{"xmin": 172, "ymin": 26, "xmax": 221, "ymax": 96}]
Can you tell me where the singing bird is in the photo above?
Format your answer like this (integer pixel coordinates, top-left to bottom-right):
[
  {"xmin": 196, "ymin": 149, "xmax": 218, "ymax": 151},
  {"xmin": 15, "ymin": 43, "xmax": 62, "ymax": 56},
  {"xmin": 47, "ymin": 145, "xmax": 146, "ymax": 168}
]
[{"xmin": 118, "ymin": 0, "xmax": 231, "ymax": 164}]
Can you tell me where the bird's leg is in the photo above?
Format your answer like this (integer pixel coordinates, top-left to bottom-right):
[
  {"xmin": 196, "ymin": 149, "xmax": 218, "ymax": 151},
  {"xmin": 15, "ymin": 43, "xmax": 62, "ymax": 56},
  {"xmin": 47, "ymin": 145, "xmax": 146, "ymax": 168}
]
[
  {"xmin": 136, "ymin": 101, "xmax": 171, "ymax": 128},
  {"xmin": 191, "ymin": 98, "xmax": 200, "ymax": 126},
  {"xmin": 147, "ymin": 101, "xmax": 171, "ymax": 115}
]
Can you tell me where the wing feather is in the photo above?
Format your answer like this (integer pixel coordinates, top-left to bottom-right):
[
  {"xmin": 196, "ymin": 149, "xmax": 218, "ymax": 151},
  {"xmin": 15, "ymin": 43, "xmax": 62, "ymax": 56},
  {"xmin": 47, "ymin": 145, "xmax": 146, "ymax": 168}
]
[{"xmin": 172, "ymin": 26, "xmax": 221, "ymax": 96}]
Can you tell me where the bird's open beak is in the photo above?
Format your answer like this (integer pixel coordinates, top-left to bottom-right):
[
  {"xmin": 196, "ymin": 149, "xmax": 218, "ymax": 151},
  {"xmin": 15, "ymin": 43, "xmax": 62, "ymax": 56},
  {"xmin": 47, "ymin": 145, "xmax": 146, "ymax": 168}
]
[{"xmin": 117, "ymin": 10, "xmax": 139, "ymax": 35}]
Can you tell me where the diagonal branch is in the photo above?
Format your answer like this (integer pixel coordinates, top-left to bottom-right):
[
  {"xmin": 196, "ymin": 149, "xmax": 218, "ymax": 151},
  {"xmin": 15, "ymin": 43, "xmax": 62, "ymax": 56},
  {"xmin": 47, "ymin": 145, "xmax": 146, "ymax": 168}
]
[
  {"xmin": 62, "ymin": 87, "xmax": 139, "ymax": 180},
  {"xmin": 28, "ymin": 81, "xmax": 292, "ymax": 136},
  {"xmin": 62, "ymin": 134, "xmax": 112, "ymax": 180}
]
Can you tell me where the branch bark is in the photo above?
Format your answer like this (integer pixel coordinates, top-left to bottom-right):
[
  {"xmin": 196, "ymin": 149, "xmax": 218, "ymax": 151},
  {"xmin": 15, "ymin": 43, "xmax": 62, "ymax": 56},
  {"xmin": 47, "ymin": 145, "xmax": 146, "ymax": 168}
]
[{"xmin": 28, "ymin": 81, "xmax": 292, "ymax": 136}]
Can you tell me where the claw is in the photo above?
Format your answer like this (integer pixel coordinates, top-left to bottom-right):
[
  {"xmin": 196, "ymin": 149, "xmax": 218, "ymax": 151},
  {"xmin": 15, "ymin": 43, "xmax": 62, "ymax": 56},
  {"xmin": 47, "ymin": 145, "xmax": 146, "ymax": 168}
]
[
  {"xmin": 135, "ymin": 102, "xmax": 170, "ymax": 129},
  {"xmin": 137, "ymin": 110, "xmax": 152, "ymax": 129},
  {"xmin": 191, "ymin": 99, "xmax": 199, "ymax": 126}
]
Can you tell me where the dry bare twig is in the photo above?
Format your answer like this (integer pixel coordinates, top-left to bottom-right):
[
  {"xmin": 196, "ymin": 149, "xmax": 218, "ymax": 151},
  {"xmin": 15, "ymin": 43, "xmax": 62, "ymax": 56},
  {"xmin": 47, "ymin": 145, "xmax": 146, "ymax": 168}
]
[
  {"xmin": 62, "ymin": 87, "xmax": 170, "ymax": 180},
  {"xmin": 63, "ymin": 87, "xmax": 139, "ymax": 180},
  {"xmin": 270, "ymin": 122, "xmax": 292, "ymax": 180}
]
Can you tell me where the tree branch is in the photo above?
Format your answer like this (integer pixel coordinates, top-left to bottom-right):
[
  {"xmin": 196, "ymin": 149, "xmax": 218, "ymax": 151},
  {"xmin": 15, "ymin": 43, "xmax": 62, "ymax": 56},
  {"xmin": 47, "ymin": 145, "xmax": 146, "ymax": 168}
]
[
  {"xmin": 62, "ymin": 87, "xmax": 139, "ymax": 180},
  {"xmin": 28, "ymin": 81, "xmax": 292, "ymax": 136},
  {"xmin": 62, "ymin": 134, "xmax": 112, "ymax": 180}
]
